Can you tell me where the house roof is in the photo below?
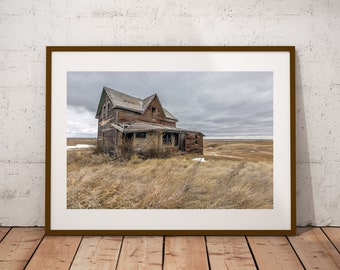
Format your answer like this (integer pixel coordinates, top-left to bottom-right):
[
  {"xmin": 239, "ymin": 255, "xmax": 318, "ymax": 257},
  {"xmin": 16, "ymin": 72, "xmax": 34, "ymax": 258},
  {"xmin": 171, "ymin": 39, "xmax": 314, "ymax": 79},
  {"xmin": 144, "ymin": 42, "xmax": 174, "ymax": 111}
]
[
  {"xmin": 111, "ymin": 121, "xmax": 204, "ymax": 135},
  {"xmin": 95, "ymin": 87, "xmax": 177, "ymax": 121}
]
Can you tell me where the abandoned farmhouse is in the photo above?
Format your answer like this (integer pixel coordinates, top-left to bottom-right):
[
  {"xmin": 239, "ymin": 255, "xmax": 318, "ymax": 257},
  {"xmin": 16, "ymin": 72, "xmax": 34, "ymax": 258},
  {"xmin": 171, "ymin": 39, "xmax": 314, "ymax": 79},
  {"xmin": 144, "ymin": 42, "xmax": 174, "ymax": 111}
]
[{"xmin": 95, "ymin": 87, "xmax": 203, "ymax": 156}]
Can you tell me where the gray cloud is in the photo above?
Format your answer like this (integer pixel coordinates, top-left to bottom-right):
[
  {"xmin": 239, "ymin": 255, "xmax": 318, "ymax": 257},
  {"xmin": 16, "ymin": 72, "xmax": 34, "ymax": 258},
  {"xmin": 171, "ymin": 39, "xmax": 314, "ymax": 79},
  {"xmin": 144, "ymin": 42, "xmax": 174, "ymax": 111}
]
[{"xmin": 67, "ymin": 71, "xmax": 273, "ymax": 138}]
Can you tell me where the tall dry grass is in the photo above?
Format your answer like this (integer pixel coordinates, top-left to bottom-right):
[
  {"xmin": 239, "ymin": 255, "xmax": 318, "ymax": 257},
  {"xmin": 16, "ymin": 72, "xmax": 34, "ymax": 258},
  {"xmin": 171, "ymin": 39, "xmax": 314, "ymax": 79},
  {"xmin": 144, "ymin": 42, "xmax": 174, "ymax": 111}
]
[{"xmin": 67, "ymin": 141, "xmax": 273, "ymax": 209}]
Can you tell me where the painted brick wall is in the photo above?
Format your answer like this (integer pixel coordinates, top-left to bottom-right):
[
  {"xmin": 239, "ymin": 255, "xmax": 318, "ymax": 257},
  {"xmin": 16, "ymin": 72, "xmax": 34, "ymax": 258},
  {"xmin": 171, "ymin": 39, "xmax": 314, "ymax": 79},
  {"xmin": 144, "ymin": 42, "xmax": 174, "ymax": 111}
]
[{"xmin": 0, "ymin": 0, "xmax": 339, "ymax": 226}]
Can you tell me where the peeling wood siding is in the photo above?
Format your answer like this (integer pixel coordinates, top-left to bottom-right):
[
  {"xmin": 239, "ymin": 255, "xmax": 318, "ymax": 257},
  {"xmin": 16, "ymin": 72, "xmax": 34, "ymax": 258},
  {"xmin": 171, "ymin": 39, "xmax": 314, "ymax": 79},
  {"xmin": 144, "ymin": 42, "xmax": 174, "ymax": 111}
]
[
  {"xmin": 129, "ymin": 131, "xmax": 160, "ymax": 153},
  {"xmin": 98, "ymin": 95, "xmax": 115, "ymax": 121},
  {"xmin": 97, "ymin": 95, "xmax": 117, "ymax": 154},
  {"xmin": 115, "ymin": 131, "xmax": 180, "ymax": 156},
  {"xmin": 179, "ymin": 133, "xmax": 186, "ymax": 151},
  {"xmin": 185, "ymin": 132, "xmax": 204, "ymax": 154},
  {"xmin": 132, "ymin": 131, "xmax": 160, "ymax": 152},
  {"xmin": 117, "ymin": 99, "xmax": 176, "ymax": 127},
  {"xmin": 144, "ymin": 98, "xmax": 166, "ymax": 119},
  {"xmin": 100, "ymin": 130, "xmax": 116, "ymax": 154}
]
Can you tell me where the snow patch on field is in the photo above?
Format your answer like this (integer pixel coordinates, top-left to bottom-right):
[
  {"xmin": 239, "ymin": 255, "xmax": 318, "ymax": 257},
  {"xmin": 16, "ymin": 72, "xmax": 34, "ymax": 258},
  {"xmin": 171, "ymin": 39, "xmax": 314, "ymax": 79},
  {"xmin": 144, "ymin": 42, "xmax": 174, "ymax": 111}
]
[
  {"xmin": 192, "ymin": 157, "xmax": 207, "ymax": 162},
  {"xmin": 67, "ymin": 144, "xmax": 95, "ymax": 150}
]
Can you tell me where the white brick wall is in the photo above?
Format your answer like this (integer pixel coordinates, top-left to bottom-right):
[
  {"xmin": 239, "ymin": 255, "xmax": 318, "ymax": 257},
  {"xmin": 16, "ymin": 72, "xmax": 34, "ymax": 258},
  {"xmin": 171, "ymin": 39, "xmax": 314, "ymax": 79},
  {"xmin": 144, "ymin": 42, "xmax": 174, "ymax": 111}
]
[{"xmin": 0, "ymin": 0, "xmax": 339, "ymax": 226}]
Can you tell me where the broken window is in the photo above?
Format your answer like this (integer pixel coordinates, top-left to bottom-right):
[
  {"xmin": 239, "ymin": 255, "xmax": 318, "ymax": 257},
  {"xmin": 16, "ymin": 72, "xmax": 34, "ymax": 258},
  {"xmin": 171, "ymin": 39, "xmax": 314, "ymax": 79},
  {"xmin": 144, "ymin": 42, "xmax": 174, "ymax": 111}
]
[
  {"xmin": 195, "ymin": 134, "xmax": 198, "ymax": 145},
  {"xmin": 124, "ymin": 133, "xmax": 133, "ymax": 141},
  {"xmin": 174, "ymin": 133, "xmax": 179, "ymax": 146},
  {"xmin": 107, "ymin": 103, "xmax": 110, "ymax": 117},
  {"xmin": 151, "ymin": 107, "xmax": 157, "ymax": 119},
  {"xmin": 103, "ymin": 105, "xmax": 106, "ymax": 119},
  {"xmin": 136, "ymin": 132, "xmax": 146, "ymax": 138},
  {"xmin": 163, "ymin": 132, "xmax": 172, "ymax": 145}
]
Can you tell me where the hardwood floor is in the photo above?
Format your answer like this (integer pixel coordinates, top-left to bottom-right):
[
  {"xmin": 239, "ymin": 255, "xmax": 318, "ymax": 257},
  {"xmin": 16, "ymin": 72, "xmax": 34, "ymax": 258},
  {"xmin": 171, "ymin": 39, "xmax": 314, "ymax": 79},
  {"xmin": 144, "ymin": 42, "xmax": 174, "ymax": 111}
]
[{"xmin": 0, "ymin": 227, "xmax": 339, "ymax": 269}]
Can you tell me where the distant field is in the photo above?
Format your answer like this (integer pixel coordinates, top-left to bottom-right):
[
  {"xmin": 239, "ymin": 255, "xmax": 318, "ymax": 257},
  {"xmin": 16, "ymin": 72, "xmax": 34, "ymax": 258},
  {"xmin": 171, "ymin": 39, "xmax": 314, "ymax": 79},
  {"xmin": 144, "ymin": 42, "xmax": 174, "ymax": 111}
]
[
  {"xmin": 67, "ymin": 138, "xmax": 273, "ymax": 209},
  {"xmin": 204, "ymin": 139, "xmax": 273, "ymax": 162},
  {"xmin": 67, "ymin": 138, "xmax": 96, "ymax": 146}
]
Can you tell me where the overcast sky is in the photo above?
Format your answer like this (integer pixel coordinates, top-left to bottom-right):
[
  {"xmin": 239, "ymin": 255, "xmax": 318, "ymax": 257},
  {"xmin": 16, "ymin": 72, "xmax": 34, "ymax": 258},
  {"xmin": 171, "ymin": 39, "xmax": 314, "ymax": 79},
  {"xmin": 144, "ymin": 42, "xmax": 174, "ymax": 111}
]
[{"xmin": 67, "ymin": 71, "xmax": 273, "ymax": 138}]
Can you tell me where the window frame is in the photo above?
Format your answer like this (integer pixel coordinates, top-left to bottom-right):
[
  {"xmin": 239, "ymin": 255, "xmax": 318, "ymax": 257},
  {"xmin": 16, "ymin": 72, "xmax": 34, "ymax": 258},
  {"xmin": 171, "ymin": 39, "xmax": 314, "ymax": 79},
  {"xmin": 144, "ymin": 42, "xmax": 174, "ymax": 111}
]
[
  {"xmin": 136, "ymin": 132, "xmax": 147, "ymax": 139},
  {"xmin": 162, "ymin": 132, "xmax": 172, "ymax": 145}
]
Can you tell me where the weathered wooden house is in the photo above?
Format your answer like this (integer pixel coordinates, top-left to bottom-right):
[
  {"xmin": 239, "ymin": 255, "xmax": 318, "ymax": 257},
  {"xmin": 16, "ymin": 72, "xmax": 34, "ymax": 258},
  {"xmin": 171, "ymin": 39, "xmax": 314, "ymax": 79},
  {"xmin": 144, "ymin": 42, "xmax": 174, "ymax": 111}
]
[{"xmin": 95, "ymin": 86, "xmax": 203, "ymax": 156}]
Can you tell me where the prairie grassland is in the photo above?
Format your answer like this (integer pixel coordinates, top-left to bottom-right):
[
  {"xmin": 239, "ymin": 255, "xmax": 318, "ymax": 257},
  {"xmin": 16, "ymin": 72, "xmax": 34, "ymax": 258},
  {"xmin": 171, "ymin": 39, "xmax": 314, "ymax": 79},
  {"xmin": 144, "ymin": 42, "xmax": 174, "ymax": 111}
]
[{"xmin": 67, "ymin": 139, "xmax": 273, "ymax": 209}]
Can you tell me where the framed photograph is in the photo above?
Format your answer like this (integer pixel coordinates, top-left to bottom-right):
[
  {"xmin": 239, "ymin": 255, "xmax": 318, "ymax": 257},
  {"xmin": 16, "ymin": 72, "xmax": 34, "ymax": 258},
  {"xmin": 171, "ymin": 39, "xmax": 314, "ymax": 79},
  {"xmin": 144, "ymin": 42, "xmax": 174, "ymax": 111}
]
[{"xmin": 46, "ymin": 46, "xmax": 295, "ymax": 235}]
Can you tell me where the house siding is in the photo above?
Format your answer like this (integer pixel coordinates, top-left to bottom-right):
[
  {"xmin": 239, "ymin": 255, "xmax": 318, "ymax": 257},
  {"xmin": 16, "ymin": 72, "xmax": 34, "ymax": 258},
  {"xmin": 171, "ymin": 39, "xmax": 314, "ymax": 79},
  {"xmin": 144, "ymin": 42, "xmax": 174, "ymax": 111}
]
[
  {"xmin": 130, "ymin": 131, "xmax": 161, "ymax": 152},
  {"xmin": 185, "ymin": 132, "xmax": 204, "ymax": 154},
  {"xmin": 97, "ymin": 95, "xmax": 117, "ymax": 154},
  {"xmin": 117, "ymin": 99, "xmax": 176, "ymax": 127}
]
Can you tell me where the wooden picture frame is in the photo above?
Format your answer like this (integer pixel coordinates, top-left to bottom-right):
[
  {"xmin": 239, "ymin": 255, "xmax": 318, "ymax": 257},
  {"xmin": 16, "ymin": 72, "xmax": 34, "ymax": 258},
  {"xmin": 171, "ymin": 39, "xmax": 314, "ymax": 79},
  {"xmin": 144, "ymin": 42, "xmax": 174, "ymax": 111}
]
[{"xmin": 46, "ymin": 46, "xmax": 296, "ymax": 235}]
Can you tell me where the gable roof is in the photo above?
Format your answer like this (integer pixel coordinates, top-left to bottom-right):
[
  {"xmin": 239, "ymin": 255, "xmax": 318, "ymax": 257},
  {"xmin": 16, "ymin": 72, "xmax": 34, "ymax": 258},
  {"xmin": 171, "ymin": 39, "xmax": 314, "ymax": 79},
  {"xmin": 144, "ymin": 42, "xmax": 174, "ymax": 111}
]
[
  {"xmin": 95, "ymin": 87, "xmax": 177, "ymax": 121},
  {"xmin": 142, "ymin": 94, "xmax": 156, "ymax": 110}
]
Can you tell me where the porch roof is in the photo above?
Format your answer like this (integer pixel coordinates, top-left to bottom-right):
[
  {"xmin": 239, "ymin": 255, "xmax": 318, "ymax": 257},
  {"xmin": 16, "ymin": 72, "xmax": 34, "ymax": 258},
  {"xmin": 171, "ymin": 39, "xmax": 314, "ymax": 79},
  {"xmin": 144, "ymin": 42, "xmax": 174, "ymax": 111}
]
[{"xmin": 111, "ymin": 121, "xmax": 203, "ymax": 135}]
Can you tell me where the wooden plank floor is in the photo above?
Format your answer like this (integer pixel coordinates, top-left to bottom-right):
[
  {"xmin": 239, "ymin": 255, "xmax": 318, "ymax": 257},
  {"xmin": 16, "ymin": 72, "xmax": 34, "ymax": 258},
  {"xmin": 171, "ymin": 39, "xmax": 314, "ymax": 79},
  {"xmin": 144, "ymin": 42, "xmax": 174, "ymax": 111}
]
[{"xmin": 0, "ymin": 227, "xmax": 339, "ymax": 270}]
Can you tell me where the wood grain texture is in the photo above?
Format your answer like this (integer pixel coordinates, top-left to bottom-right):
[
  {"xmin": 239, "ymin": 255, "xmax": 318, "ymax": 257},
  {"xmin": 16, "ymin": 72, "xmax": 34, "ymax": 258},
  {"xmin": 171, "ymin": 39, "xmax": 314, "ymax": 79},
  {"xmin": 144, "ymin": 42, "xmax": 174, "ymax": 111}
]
[
  {"xmin": 164, "ymin": 236, "xmax": 209, "ymax": 270},
  {"xmin": 322, "ymin": 227, "xmax": 340, "ymax": 252},
  {"xmin": 0, "ymin": 227, "xmax": 44, "ymax": 270},
  {"xmin": 70, "ymin": 236, "xmax": 122, "ymax": 270},
  {"xmin": 25, "ymin": 236, "xmax": 82, "ymax": 270},
  {"xmin": 206, "ymin": 236, "xmax": 256, "ymax": 270},
  {"xmin": 289, "ymin": 227, "xmax": 340, "ymax": 270},
  {"xmin": 116, "ymin": 236, "xmax": 163, "ymax": 270},
  {"xmin": 247, "ymin": 236, "xmax": 304, "ymax": 270},
  {"xmin": 1, "ymin": 226, "xmax": 340, "ymax": 270},
  {"xmin": 0, "ymin": 227, "xmax": 10, "ymax": 241}
]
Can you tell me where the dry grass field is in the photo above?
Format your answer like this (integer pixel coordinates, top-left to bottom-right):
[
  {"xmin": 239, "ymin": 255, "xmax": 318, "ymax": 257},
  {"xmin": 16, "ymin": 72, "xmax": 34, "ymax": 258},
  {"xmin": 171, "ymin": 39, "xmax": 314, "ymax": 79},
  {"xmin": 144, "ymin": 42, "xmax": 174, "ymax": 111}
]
[{"xmin": 67, "ymin": 138, "xmax": 273, "ymax": 209}]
